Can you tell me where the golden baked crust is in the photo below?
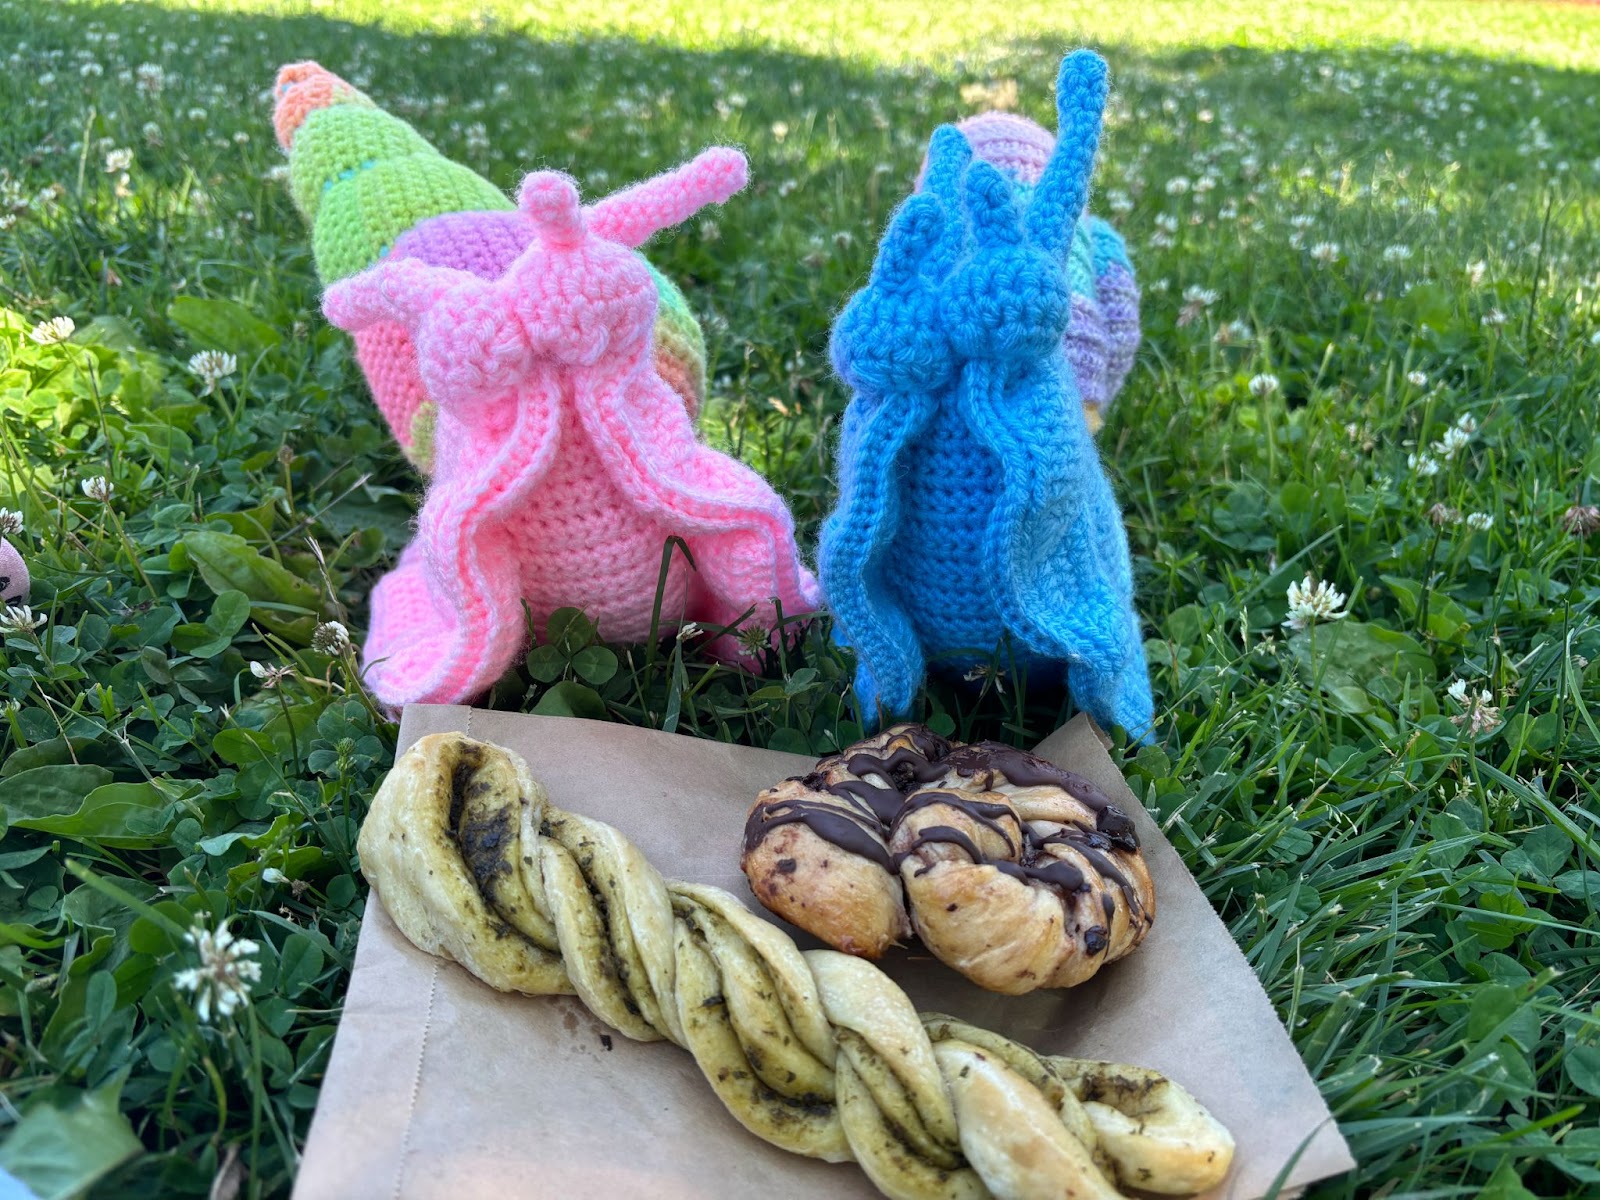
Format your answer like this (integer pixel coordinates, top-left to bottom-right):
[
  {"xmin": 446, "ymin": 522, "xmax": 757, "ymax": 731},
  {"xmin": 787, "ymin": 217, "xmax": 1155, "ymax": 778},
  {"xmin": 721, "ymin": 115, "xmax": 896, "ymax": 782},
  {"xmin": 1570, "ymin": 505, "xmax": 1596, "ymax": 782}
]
[
  {"xmin": 740, "ymin": 726, "xmax": 1155, "ymax": 993},
  {"xmin": 361, "ymin": 732, "xmax": 1233, "ymax": 1198}
]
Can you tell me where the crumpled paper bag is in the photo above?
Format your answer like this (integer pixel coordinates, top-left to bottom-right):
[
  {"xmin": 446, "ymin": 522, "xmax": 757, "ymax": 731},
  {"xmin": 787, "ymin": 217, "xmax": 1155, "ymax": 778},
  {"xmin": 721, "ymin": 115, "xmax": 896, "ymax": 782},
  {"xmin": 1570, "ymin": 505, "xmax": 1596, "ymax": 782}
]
[{"xmin": 294, "ymin": 706, "xmax": 1353, "ymax": 1199}]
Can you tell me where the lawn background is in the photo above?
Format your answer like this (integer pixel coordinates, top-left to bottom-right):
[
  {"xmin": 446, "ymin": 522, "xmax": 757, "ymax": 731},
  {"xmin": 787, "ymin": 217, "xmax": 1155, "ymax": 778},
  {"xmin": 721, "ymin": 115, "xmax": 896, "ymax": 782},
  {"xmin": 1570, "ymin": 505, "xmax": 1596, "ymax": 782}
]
[{"xmin": 1, "ymin": 1, "xmax": 1598, "ymax": 1197}]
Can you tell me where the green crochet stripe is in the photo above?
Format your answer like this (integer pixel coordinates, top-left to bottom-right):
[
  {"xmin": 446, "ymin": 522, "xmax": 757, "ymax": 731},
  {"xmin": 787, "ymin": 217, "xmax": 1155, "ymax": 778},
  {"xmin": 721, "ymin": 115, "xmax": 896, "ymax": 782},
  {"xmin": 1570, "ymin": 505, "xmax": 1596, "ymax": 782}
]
[
  {"xmin": 290, "ymin": 104, "xmax": 510, "ymax": 283},
  {"xmin": 646, "ymin": 262, "xmax": 705, "ymax": 360}
]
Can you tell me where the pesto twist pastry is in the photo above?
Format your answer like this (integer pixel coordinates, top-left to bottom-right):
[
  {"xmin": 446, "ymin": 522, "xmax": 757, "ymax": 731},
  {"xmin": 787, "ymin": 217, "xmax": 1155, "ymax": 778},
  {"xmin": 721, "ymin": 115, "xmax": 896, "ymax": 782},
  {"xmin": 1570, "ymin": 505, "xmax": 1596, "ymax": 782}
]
[
  {"xmin": 742, "ymin": 727, "xmax": 1155, "ymax": 993},
  {"xmin": 359, "ymin": 733, "xmax": 1232, "ymax": 1199}
]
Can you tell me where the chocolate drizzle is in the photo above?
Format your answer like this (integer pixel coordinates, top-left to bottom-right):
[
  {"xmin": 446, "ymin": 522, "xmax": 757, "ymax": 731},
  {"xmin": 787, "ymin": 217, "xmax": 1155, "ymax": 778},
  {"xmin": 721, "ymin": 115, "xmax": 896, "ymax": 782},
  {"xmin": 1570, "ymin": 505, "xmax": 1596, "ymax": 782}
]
[
  {"xmin": 742, "ymin": 726, "xmax": 1146, "ymax": 919},
  {"xmin": 742, "ymin": 795, "xmax": 894, "ymax": 871},
  {"xmin": 803, "ymin": 773, "xmax": 904, "ymax": 825}
]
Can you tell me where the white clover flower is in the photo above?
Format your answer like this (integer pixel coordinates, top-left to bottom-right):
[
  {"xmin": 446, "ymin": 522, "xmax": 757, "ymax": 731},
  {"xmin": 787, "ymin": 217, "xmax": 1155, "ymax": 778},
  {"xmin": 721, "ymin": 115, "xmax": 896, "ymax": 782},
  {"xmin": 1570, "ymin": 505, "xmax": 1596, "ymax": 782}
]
[
  {"xmin": 1454, "ymin": 413, "xmax": 1478, "ymax": 436},
  {"xmin": 1427, "ymin": 503, "xmax": 1461, "ymax": 527},
  {"xmin": 1406, "ymin": 370, "xmax": 1428, "ymax": 387},
  {"xmin": 1561, "ymin": 504, "xmax": 1600, "ymax": 537},
  {"xmin": 1382, "ymin": 243, "xmax": 1414, "ymax": 263},
  {"xmin": 80, "ymin": 475, "xmax": 114, "ymax": 503},
  {"xmin": 103, "ymin": 147, "xmax": 133, "ymax": 174},
  {"xmin": 0, "ymin": 605, "xmax": 46, "ymax": 635},
  {"xmin": 1466, "ymin": 260, "xmax": 1488, "ymax": 286},
  {"xmin": 1431, "ymin": 425, "xmax": 1472, "ymax": 458},
  {"xmin": 1310, "ymin": 241, "xmax": 1340, "ymax": 264},
  {"xmin": 1481, "ymin": 308, "xmax": 1508, "ymax": 328},
  {"xmin": 1407, "ymin": 453, "xmax": 1441, "ymax": 477},
  {"xmin": 172, "ymin": 920, "xmax": 262, "ymax": 1023},
  {"xmin": 675, "ymin": 621, "xmax": 705, "ymax": 642},
  {"xmin": 312, "ymin": 620, "xmax": 352, "ymax": 656},
  {"xmin": 1248, "ymin": 373, "xmax": 1280, "ymax": 397},
  {"xmin": 188, "ymin": 349, "xmax": 237, "ymax": 395},
  {"xmin": 141, "ymin": 121, "xmax": 163, "ymax": 147},
  {"xmin": 1177, "ymin": 284, "xmax": 1220, "ymax": 326},
  {"xmin": 1464, "ymin": 511, "xmax": 1494, "ymax": 531},
  {"xmin": 0, "ymin": 509, "xmax": 23, "ymax": 536},
  {"xmin": 1283, "ymin": 573, "xmax": 1350, "ymax": 631},
  {"xmin": 261, "ymin": 867, "xmax": 290, "ymax": 885},
  {"xmin": 1155, "ymin": 212, "xmax": 1180, "ymax": 234},
  {"xmin": 28, "ymin": 315, "xmax": 75, "ymax": 345},
  {"xmin": 1446, "ymin": 678, "xmax": 1502, "ymax": 736},
  {"xmin": 249, "ymin": 660, "xmax": 294, "ymax": 687},
  {"xmin": 1590, "ymin": 330, "xmax": 1600, "ymax": 347},
  {"xmin": 1164, "ymin": 176, "xmax": 1191, "ymax": 195},
  {"xmin": 135, "ymin": 62, "xmax": 165, "ymax": 94}
]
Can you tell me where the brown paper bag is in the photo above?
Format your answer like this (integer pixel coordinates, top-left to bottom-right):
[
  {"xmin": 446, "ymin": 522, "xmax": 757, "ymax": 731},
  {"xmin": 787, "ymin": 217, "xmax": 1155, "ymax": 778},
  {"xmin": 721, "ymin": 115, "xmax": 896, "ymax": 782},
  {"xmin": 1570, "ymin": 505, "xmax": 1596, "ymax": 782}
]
[{"xmin": 294, "ymin": 706, "xmax": 1353, "ymax": 1199}]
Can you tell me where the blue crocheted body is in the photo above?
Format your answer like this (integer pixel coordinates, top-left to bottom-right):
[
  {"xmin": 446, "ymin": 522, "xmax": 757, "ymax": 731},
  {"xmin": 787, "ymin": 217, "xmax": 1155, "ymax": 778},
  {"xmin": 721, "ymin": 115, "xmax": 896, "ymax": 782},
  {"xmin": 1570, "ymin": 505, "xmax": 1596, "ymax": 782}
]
[
  {"xmin": 820, "ymin": 50, "xmax": 1155, "ymax": 741},
  {"xmin": 893, "ymin": 400, "xmax": 1012, "ymax": 663}
]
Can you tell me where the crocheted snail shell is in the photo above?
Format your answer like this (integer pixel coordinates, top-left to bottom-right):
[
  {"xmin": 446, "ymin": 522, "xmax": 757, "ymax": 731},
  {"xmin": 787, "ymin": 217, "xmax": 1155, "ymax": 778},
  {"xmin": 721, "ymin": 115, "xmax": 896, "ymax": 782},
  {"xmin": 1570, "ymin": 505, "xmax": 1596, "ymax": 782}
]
[
  {"xmin": 820, "ymin": 51, "xmax": 1155, "ymax": 743},
  {"xmin": 0, "ymin": 539, "xmax": 27, "ymax": 604},
  {"xmin": 917, "ymin": 110, "xmax": 1139, "ymax": 434},
  {"xmin": 273, "ymin": 62, "xmax": 706, "ymax": 473}
]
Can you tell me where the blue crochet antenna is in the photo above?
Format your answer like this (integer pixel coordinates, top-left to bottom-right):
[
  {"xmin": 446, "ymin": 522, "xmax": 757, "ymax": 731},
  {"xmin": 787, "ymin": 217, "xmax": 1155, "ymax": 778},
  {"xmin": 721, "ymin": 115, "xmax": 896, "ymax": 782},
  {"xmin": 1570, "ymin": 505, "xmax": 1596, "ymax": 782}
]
[{"xmin": 820, "ymin": 50, "xmax": 1155, "ymax": 741}]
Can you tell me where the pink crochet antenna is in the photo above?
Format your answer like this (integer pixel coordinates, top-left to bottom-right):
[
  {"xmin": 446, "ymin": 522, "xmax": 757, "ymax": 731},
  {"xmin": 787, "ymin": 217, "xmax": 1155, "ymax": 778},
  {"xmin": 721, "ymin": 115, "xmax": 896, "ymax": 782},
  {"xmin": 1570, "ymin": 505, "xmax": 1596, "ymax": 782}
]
[{"xmin": 324, "ymin": 152, "xmax": 820, "ymax": 708}]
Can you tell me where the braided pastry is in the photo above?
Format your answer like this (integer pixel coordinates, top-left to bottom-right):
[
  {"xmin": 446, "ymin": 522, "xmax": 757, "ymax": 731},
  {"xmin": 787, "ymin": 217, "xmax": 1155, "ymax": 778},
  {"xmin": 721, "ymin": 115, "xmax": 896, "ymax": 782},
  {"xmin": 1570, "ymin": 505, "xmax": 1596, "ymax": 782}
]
[
  {"xmin": 359, "ymin": 732, "xmax": 1233, "ymax": 1198},
  {"xmin": 742, "ymin": 726, "xmax": 1155, "ymax": 993}
]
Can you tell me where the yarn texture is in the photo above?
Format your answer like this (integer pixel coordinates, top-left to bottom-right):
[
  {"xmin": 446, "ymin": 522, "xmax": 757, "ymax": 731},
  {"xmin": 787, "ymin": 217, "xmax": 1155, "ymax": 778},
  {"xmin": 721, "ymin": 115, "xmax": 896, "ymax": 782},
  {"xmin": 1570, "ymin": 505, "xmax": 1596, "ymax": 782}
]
[
  {"xmin": 821, "ymin": 51, "xmax": 1155, "ymax": 741},
  {"xmin": 0, "ymin": 539, "xmax": 27, "ymax": 604},
  {"xmin": 273, "ymin": 62, "xmax": 707, "ymax": 473},
  {"xmin": 322, "ymin": 158, "xmax": 820, "ymax": 707},
  {"xmin": 917, "ymin": 111, "xmax": 1139, "ymax": 433}
]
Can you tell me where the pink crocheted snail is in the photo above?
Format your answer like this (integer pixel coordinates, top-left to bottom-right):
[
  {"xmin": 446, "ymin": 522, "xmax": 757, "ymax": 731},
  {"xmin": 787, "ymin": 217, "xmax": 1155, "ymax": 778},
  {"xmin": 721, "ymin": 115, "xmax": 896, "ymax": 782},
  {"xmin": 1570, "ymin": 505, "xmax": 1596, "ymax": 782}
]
[{"xmin": 323, "ymin": 151, "xmax": 821, "ymax": 707}]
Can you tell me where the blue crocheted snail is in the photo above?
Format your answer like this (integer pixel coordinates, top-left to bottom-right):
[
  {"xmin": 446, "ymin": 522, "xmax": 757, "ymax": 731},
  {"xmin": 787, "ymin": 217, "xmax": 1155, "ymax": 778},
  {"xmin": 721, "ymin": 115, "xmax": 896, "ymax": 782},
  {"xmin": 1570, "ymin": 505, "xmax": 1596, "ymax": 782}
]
[{"xmin": 819, "ymin": 50, "xmax": 1154, "ymax": 741}]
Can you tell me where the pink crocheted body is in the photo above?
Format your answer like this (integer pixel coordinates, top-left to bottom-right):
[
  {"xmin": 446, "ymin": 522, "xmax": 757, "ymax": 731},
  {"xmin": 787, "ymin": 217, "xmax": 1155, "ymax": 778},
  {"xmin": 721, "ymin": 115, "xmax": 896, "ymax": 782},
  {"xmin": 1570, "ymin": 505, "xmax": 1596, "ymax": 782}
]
[
  {"xmin": 327, "ymin": 154, "xmax": 819, "ymax": 707},
  {"xmin": 353, "ymin": 209, "xmax": 705, "ymax": 469}
]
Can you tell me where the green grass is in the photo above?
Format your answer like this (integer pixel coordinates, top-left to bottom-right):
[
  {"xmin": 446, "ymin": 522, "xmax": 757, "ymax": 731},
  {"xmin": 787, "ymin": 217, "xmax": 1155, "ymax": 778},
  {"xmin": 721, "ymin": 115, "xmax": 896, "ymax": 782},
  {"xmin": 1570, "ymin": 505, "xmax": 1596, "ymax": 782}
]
[{"xmin": 1, "ymin": 0, "xmax": 1598, "ymax": 1196}]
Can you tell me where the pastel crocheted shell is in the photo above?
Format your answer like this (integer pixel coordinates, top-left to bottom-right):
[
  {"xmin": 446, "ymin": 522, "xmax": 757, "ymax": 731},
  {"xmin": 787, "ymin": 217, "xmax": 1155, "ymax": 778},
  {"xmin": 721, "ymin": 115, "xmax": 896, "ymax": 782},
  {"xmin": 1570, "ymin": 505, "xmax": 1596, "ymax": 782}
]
[
  {"xmin": 917, "ymin": 111, "xmax": 1138, "ymax": 433},
  {"xmin": 273, "ymin": 62, "xmax": 705, "ymax": 473},
  {"xmin": 821, "ymin": 52, "xmax": 1155, "ymax": 742},
  {"xmin": 322, "ymin": 157, "xmax": 821, "ymax": 708},
  {"xmin": 0, "ymin": 539, "xmax": 26, "ymax": 603}
]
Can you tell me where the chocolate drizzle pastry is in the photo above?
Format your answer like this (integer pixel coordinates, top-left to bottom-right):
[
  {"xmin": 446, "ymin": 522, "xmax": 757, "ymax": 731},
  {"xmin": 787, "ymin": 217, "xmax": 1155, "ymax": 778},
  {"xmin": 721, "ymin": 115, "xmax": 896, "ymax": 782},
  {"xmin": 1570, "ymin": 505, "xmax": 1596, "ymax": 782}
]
[{"xmin": 741, "ymin": 725, "xmax": 1156, "ymax": 994}]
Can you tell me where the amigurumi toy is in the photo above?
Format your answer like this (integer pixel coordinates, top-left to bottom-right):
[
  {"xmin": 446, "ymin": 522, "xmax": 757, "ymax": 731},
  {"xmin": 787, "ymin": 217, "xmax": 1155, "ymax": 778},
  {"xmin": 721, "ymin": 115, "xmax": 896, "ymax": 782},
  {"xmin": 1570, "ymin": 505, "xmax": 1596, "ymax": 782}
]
[
  {"xmin": 921, "ymin": 111, "xmax": 1140, "ymax": 434},
  {"xmin": 820, "ymin": 50, "xmax": 1154, "ymax": 741},
  {"xmin": 322, "ymin": 156, "xmax": 821, "ymax": 708},
  {"xmin": 0, "ymin": 540, "xmax": 26, "ymax": 604},
  {"xmin": 272, "ymin": 62, "xmax": 708, "ymax": 473}
]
